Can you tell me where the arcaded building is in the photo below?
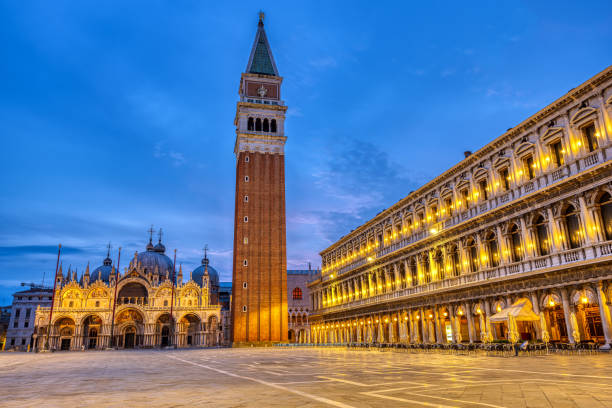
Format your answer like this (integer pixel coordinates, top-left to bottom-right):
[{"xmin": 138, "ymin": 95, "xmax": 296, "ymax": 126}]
[
  {"xmin": 231, "ymin": 14, "xmax": 288, "ymax": 344},
  {"xmin": 308, "ymin": 66, "xmax": 612, "ymax": 348},
  {"xmin": 33, "ymin": 235, "xmax": 223, "ymax": 351},
  {"xmin": 287, "ymin": 270, "xmax": 313, "ymax": 343}
]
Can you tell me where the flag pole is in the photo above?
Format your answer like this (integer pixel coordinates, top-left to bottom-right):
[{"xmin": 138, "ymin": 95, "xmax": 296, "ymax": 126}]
[
  {"xmin": 169, "ymin": 249, "xmax": 177, "ymax": 348},
  {"xmin": 44, "ymin": 244, "xmax": 62, "ymax": 351},
  {"xmin": 109, "ymin": 247, "xmax": 121, "ymax": 348}
]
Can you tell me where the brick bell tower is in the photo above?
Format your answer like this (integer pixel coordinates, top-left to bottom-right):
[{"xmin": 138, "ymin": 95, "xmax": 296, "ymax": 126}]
[{"xmin": 231, "ymin": 13, "xmax": 288, "ymax": 345}]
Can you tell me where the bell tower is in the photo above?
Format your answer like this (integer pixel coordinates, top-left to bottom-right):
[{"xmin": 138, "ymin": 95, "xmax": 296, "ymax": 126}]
[{"xmin": 231, "ymin": 13, "xmax": 288, "ymax": 344}]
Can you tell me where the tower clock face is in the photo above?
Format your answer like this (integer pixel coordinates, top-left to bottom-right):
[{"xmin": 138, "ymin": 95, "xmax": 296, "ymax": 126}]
[{"xmin": 245, "ymin": 81, "xmax": 279, "ymax": 99}]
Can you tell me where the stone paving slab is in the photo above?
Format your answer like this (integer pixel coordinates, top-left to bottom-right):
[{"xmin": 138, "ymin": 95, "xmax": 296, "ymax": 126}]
[{"xmin": 0, "ymin": 348, "xmax": 611, "ymax": 407}]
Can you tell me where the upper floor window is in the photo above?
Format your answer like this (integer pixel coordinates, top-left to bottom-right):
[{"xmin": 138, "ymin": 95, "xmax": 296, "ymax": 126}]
[
  {"xmin": 431, "ymin": 206, "xmax": 438, "ymax": 223},
  {"xmin": 271, "ymin": 119, "xmax": 277, "ymax": 133},
  {"xmin": 563, "ymin": 205, "xmax": 582, "ymax": 249},
  {"xmin": 478, "ymin": 179, "xmax": 489, "ymax": 201},
  {"xmin": 461, "ymin": 189, "xmax": 470, "ymax": 208},
  {"xmin": 534, "ymin": 215, "xmax": 550, "ymax": 256},
  {"xmin": 245, "ymin": 156, "xmax": 250, "ymax": 163},
  {"xmin": 422, "ymin": 254, "xmax": 431, "ymax": 283},
  {"xmin": 292, "ymin": 287, "xmax": 303, "ymax": 300},
  {"xmin": 14, "ymin": 309, "xmax": 20, "ymax": 318},
  {"xmin": 466, "ymin": 239, "xmax": 478, "ymax": 272},
  {"xmin": 485, "ymin": 232, "xmax": 499, "ymax": 267},
  {"xmin": 499, "ymin": 168, "xmax": 510, "ymax": 191},
  {"xmin": 598, "ymin": 192, "xmax": 612, "ymax": 241},
  {"xmin": 524, "ymin": 156, "xmax": 535, "ymax": 180},
  {"xmin": 409, "ymin": 259, "xmax": 418, "ymax": 286},
  {"xmin": 510, "ymin": 224, "xmax": 523, "ymax": 262},
  {"xmin": 247, "ymin": 117, "xmax": 254, "ymax": 131},
  {"xmin": 550, "ymin": 140, "xmax": 564, "ymax": 168},
  {"xmin": 25, "ymin": 308, "xmax": 31, "ymax": 319},
  {"xmin": 449, "ymin": 246, "xmax": 460, "ymax": 277},
  {"xmin": 583, "ymin": 123, "xmax": 598, "ymax": 153},
  {"xmin": 255, "ymin": 118, "xmax": 262, "ymax": 131},
  {"xmin": 445, "ymin": 198, "xmax": 453, "ymax": 216},
  {"xmin": 263, "ymin": 118, "xmax": 270, "ymax": 132},
  {"xmin": 434, "ymin": 250, "xmax": 444, "ymax": 280}
]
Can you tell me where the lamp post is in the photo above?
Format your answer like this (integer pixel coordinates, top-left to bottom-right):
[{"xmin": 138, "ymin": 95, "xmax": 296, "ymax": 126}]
[{"xmin": 44, "ymin": 244, "xmax": 62, "ymax": 351}]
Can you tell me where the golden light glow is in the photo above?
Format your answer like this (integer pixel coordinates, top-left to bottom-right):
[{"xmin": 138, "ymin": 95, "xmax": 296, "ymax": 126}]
[
  {"xmin": 548, "ymin": 299, "xmax": 555, "ymax": 307},
  {"xmin": 581, "ymin": 296, "xmax": 588, "ymax": 304},
  {"xmin": 384, "ymin": 318, "xmax": 389, "ymax": 323},
  {"xmin": 393, "ymin": 317, "xmax": 397, "ymax": 322},
  {"xmin": 443, "ymin": 312, "xmax": 448, "ymax": 317},
  {"xmin": 428, "ymin": 314, "xmax": 433, "ymax": 319},
  {"xmin": 496, "ymin": 305, "xmax": 502, "ymax": 312},
  {"xmin": 404, "ymin": 316, "xmax": 408, "ymax": 321},
  {"xmin": 458, "ymin": 310, "xmax": 463, "ymax": 316}
]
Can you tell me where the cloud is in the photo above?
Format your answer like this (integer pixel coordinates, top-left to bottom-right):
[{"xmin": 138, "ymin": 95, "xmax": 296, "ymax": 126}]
[
  {"xmin": 154, "ymin": 141, "xmax": 187, "ymax": 166},
  {"xmin": 0, "ymin": 245, "xmax": 84, "ymax": 257},
  {"xmin": 310, "ymin": 138, "xmax": 420, "ymax": 242},
  {"xmin": 309, "ymin": 56, "xmax": 337, "ymax": 69},
  {"xmin": 441, "ymin": 68, "xmax": 456, "ymax": 78}
]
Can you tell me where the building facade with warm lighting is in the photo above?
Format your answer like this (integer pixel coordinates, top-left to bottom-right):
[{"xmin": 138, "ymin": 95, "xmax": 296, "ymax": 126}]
[
  {"xmin": 308, "ymin": 66, "xmax": 612, "ymax": 349},
  {"xmin": 287, "ymin": 270, "xmax": 314, "ymax": 343},
  {"xmin": 32, "ymin": 236, "xmax": 224, "ymax": 351}
]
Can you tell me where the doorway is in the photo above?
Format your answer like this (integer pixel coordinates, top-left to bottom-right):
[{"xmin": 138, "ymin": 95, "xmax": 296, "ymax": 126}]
[
  {"xmin": 61, "ymin": 338, "xmax": 71, "ymax": 350},
  {"xmin": 124, "ymin": 327, "xmax": 136, "ymax": 349}
]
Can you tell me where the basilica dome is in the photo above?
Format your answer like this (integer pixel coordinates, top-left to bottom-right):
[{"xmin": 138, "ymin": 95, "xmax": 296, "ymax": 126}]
[
  {"xmin": 192, "ymin": 256, "xmax": 219, "ymax": 287},
  {"xmin": 129, "ymin": 239, "xmax": 174, "ymax": 279},
  {"xmin": 90, "ymin": 255, "xmax": 113, "ymax": 283}
]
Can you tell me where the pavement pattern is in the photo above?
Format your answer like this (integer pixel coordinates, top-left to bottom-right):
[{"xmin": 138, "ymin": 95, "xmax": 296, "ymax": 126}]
[{"xmin": 0, "ymin": 347, "xmax": 611, "ymax": 407}]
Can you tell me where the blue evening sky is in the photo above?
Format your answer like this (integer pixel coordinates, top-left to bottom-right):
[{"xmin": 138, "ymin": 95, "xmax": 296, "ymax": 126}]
[{"xmin": 1, "ymin": 1, "xmax": 611, "ymax": 303}]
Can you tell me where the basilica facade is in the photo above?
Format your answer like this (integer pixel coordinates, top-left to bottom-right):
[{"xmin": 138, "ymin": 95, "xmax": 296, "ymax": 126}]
[
  {"xmin": 308, "ymin": 66, "xmax": 612, "ymax": 348},
  {"xmin": 32, "ymin": 236, "xmax": 223, "ymax": 351}
]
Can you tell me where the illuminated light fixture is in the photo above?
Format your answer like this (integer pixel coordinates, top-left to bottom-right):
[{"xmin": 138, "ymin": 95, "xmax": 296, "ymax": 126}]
[
  {"xmin": 404, "ymin": 316, "xmax": 408, "ymax": 321},
  {"xmin": 581, "ymin": 295, "xmax": 588, "ymax": 304},
  {"xmin": 360, "ymin": 321, "xmax": 364, "ymax": 325},
  {"xmin": 443, "ymin": 312, "xmax": 448, "ymax": 317},
  {"xmin": 375, "ymin": 319, "xmax": 379, "ymax": 323},
  {"xmin": 353, "ymin": 322, "xmax": 357, "ymax": 326},
  {"xmin": 577, "ymin": 141, "xmax": 582, "ymax": 147},
  {"xmin": 367, "ymin": 257, "xmax": 373, "ymax": 262},
  {"xmin": 458, "ymin": 310, "xmax": 463, "ymax": 316},
  {"xmin": 430, "ymin": 228, "xmax": 438, "ymax": 234},
  {"xmin": 548, "ymin": 299, "xmax": 555, "ymax": 307},
  {"xmin": 476, "ymin": 308, "xmax": 482, "ymax": 314},
  {"xmin": 496, "ymin": 305, "xmax": 502, "ymax": 312},
  {"xmin": 416, "ymin": 315, "xmax": 420, "ymax": 319},
  {"xmin": 428, "ymin": 314, "xmax": 433, "ymax": 319},
  {"xmin": 393, "ymin": 317, "xmax": 397, "ymax": 322},
  {"xmin": 330, "ymin": 274, "xmax": 334, "ymax": 279},
  {"xmin": 367, "ymin": 320, "xmax": 370, "ymax": 324},
  {"xmin": 384, "ymin": 318, "xmax": 389, "ymax": 323}
]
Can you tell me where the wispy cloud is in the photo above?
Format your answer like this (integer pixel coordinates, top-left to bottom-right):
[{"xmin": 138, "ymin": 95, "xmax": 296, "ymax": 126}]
[{"xmin": 309, "ymin": 56, "xmax": 337, "ymax": 69}]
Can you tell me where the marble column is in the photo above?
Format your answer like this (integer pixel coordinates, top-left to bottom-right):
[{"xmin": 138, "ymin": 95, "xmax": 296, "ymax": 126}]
[
  {"xmin": 465, "ymin": 302, "xmax": 475, "ymax": 343},
  {"xmin": 561, "ymin": 288, "xmax": 576, "ymax": 344},
  {"xmin": 596, "ymin": 282, "xmax": 612, "ymax": 346}
]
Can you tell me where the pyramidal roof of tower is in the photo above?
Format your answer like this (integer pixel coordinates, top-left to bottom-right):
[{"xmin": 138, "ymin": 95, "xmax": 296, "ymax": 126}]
[{"xmin": 245, "ymin": 18, "xmax": 279, "ymax": 77}]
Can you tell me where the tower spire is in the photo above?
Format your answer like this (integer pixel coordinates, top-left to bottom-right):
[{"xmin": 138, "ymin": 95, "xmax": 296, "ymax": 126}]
[{"xmin": 246, "ymin": 12, "xmax": 279, "ymax": 76}]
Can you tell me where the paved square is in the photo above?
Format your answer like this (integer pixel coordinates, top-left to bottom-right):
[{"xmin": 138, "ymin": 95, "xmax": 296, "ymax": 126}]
[{"xmin": 1, "ymin": 348, "xmax": 611, "ymax": 407}]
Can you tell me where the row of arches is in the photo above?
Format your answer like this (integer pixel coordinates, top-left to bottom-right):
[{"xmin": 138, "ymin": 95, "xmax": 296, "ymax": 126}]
[
  {"xmin": 33, "ymin": 309, "xmax": 222, "ymax": 351},
  {"xmin": 313, "ymin": 284, "xmax": 612, "ymax": 346},
  {"xmin": 247, "ymin": 117, "xmax": 277, "ymax": 132},
  {"xmin": 317, "ymin": 192, "xmax": 612, "ymax": 308}
]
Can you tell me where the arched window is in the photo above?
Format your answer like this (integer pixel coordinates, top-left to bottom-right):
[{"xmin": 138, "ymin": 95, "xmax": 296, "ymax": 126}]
[
  {"xmin": 534, "ymin": 215, "xmax": 550, "ymax": 256},
  {"xmin": 164, "ymin": 300, "xmax": 168, "ymax": 307},
  {"xmin": 247, "ymin": 117, "xmax": 254, "ymax": 131},
  {"xmin": 434, "ymin": 250, "xmax": 444, "ymax": 280},
  {"xmin": 263, "ymin": 118, "xmax": 269, "ymax": 132},
  {"xmin": 485, "ymin": 232, "xmax": 499, "ymax": 267},
  {"xmin": 563, "ymin": 205, "xmax": 582, "ymax": 249},
  {"xmin": 582, "ymin": 123, "xmax": 598, "ymax": 153},
  {"xmin": 422, "ymin": 254, "xmax": 431, "ymax": 283},
  {"xmin": 510, "ymin": 224, "xmax": 523, "ymax": 262},
  {"xmin": 598, "ymin": 192, "xmax": 612, "ymax": 241},
  {"xmin": 410, "ymin": 259, "xmax": 418, "ymax": 286},
  {"xmin": 271, "ymin": 119, "xmax": 277, "ymax": 133},
  {"xmin": 292, "ymin": 287, "xmax": 303, "ymax": 300},
  {"xmin": 466, "ymin": 238, "xmax": 478, "ymax": 272},
  {"xmin": 449, "ymin": 246, "xmax": 460, "ymax": 277},
  {"xmin": 255, "ymin": 118, "xmax": 262, "ymax": 131}
]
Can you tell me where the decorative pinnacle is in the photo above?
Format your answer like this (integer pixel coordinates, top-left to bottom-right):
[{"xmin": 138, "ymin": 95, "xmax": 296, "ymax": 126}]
[
  {"xmin": 203, "ymin": 244, "xmax": 209, "ymax": 260},
  {"xmin": 106, "ymin": 242, "xmax": 112, "ymax": 257},
  {"xmin": 158, "ymin": 228, "xmax": 163, "ymax": 243},
  {"xmin": 258, "ymin": 11, "xmax": 265, "ymax": 23}
]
